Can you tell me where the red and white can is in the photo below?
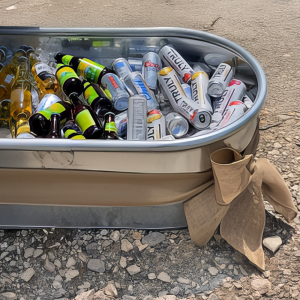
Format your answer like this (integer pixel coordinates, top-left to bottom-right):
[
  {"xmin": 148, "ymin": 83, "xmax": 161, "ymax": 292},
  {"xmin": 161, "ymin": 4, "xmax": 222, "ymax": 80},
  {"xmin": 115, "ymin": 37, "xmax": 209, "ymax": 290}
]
[{"xmin": 142, "ymin": 52, "xmax": 162, "ymax": 90}]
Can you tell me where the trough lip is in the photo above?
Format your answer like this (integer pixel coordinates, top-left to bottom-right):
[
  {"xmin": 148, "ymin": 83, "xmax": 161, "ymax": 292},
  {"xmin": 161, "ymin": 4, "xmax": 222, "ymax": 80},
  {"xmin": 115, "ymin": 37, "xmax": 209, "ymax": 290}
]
[{"xmin": 0, "ymin": 26, "xmax": 267, "ymax": 152}]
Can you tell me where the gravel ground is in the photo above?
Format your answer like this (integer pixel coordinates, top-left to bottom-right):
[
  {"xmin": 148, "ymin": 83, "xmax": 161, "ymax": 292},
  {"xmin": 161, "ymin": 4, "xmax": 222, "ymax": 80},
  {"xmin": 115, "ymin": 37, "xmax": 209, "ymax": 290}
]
[{"xmin": 1, "ymin": 0, "xmax": 300, "ymax": 299}]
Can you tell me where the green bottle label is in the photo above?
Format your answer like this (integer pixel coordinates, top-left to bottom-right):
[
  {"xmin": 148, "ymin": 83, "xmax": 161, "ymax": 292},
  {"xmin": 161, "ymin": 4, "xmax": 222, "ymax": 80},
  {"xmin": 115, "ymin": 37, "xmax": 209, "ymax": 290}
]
[
  {"xmin": 39, "ymin": 103, "xmax": 66, "ymax": 120},
  {"xmin": 78, "ymin": 58, "xmax": 104, "ymax": 83},
  {"xmin": 56, "ymin": 66, "xmax": 79, "ymax": 87},
  {"xmin": 84, "ymin": 85, "xmax": 99, "ymax": 106},
  {"xmin": 71, "ymin": 135, "xmax": 86, "ymax": 140},
  {"xmin": 64, "ymin": 129, "xmax": 78, "ymax": 139},
  {"xmin": 105, "ymin": 121, "xmax": 117, "ymax": 133},
  {"xmin": 75, "ymin": 109, "xmax": 96, "ymax": 134},
  {"xmin": 62, "ymin": 55, "xmax": 73, "ymax": 65}
]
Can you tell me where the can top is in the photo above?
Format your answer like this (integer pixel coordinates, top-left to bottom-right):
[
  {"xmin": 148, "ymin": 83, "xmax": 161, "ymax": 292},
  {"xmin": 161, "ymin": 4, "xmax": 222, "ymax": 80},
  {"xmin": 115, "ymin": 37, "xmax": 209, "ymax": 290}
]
[
  {"xmin": 158, "ymin": 67, "xmax": 172, "ymax": 75},
  {"xmin": 191, "ymin": 71, "xmax": 208, "ymax": 81}
]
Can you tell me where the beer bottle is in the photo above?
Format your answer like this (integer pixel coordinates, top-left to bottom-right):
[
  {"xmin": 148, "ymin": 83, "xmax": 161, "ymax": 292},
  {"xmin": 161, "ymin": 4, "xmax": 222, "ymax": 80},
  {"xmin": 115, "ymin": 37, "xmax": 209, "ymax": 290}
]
[
  {"xmin": 56, "ymin": 63, "xmax": 83, "ymax": 97},
  {"xmin": 83, "ymin": 80, "xmax": 113, "ymax": 119},
  {"xmin": 0, "ymin": 47, "xmax": 11, "ymax": 63},
  {"xmin": 62, "ymin": 120, "xmax": 85, "ymax": 140},
  {"xmin": 55, "ymin": 53, "xmax": 115, "ymax": 85},
  {"xmin": 42, "ymin": 113, "xmax": 61, "ymax": 139},
  {"xmin": 26, "ymin": 48, "xmax": 60, "ymax": 100},
  {"xmin": 29, "ymin": 100, "xmax": 73, "ymax": 136},
  {"xmin": 15, "ymin": 117, "xmax": 36, "ymax": 139},
  {"xmin": 102, "ymin": 112, "xmax": 118, "ymax": 140},
  {"xmin": 69, "ymin": 94, "xmax": 102, "ymax": 139}
]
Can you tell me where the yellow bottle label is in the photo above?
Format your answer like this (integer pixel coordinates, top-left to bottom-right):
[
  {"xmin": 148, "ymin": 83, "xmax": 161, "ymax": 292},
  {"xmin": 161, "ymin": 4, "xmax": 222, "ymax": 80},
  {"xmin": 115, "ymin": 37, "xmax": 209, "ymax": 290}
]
[
  {"xmin": 64, "ymin": 129, "xmax": 77, "ymax": 139},
  {"xmin": 62, "ymin": 55, "xmax": 73, "ymax": 65},
  {"xmin": 78, "ymin": 58, "xmax": 104, "ymax": 83},
  {"xmin": 71, "ymin": 135, "xmax": 86, "ymax": 140},
  {"xmin": 105, "ymin": 121, "xmax": 117, "ymax": 133},
  {"xmin": 75, "ymin": 109, "xmax": 96, "ymax": 133},
  {"xmin": 56, "ymin": 66, "xmax": 78, "ymax": 87},
  {"xmin": 84, "ymin": 85, "xmax": 98, "ymax": 106},
  {"xmin": 39, "ymin": 103, "xmax": 65, "ymax": 120}
]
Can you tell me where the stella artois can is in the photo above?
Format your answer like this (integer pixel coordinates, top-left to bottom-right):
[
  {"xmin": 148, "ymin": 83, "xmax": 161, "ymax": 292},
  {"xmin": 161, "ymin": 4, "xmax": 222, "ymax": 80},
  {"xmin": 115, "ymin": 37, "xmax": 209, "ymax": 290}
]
[
  {"xmin": 159, "ymin": 45, "xmax": 195, "ymax": 83},
  {"xmin": 191, "ymin": 71, "xmax": 213, "ymax": 114},
  {"xmin": 142, "ymin": 52, "xmax": 162, "ymax": 90},
  {"xmin": 147, "ymin": 109, "xmax": 166, "ymax": 140},
  {"xmin": 207, "ymin": 61, "xmax": 234, "ymax": 97},
  {"xmin": 158, "ymin": 67, "xmax": 211, "ymax": 130}
]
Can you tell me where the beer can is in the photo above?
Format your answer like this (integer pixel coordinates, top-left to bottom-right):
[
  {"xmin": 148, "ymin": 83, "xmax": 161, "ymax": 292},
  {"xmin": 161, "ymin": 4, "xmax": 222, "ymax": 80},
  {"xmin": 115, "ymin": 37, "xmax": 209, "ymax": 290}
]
[
  {"xmin": 128, "ymin": 58, "xmax": 143, "ymax": 72},
  {"xmin": 147, "ymin": 109, "xmax": 166, "ymax": 140},
  {"xmin": 182, "ymin": 84, "xmax": 192, "ymax": 100},
  {"xmin": 158, "ymin": 67, "xmax": 211, "ymax": 130},
  {"xmin": 123, "ymin": 72, "xmax": 159, "ymax": 112},
  {"xmin": 159, "ymin": 45, "xmax": 194, "ymax": 83},
  {"xmin": 127, "ymin": 95, "xmax": 147, "ymax": 140},
  {"xmin": 101, "ymin": 73, "xmax": 129, "ymax": 112},
  {"xmin": 34, "ymin": 94, "xmax": 62, "ymax": 113},
  {"xmin": 111, "ymin": 58, "xmax": 132, "ymax": 80},
  {"xmin": 115, "ymin": 110, "xmax": 127, "ymax": 137},
  {"xmin": 160, "ymin": 135, "xmax": 175, "ymax": 140},
  {"xmin": 165, "ymin": 112, "xmax": 189, "ymax": 138},
  {"xmin": 242, "ymin": 94, "xmax": 254, "ymax": 109},
  {"xmin": 142, "ymin": 52, "xmax": 162, "ymax": 90},
  {"xmin": 207, "ymin": 62, "xmax": 234, "ymax": 97},
  {"xmin": 210, "ymin": 79, "xmax": 246, "ymax": 129},
  {"xmin": 191, "ymin": 72, "xmax": 213, "ymax": 113},
  {"xmin": 217, "ymin": 100, "xmax": 247, "ymax": 128}
]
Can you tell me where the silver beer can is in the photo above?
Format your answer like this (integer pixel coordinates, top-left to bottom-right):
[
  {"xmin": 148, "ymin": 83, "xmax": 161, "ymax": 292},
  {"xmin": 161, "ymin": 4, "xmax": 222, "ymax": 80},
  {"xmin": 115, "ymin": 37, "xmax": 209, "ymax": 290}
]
[
  {"xmin": 142, "ymin": 52, "xmax": 162, "ymax": 90},
  {"xmin": 147, "ymin": 109, "xmax": 166, "ymax": 140},
  {"xmin": 165, "ymin": 112, "xmax": 189, "ymax": 138},
  {"xmin": 111, "ymin": 58, "xmax": 132, "ymax": 80},
  {"xmin": 101, "ymin": 73, "xmax": 130, "ymax": 112},
  {"xmin": 181, "ymin": 83, "xmax": 192, "ymax": 100},
  {"xmin": 158, "ymin": 67, "xmax": 211, "ymax": 130},
  {"xmin": 191, "ymin": 71, "xmax": 213, "ymax": 114},
  {"xmin": 123, "ymin": 72, "xmax": 159, "ymax": 112},
  {"xmin": 242, "ymin": 94, "xmax": 254, "ymax": 109},
  {"xmin": 115, "ymin": 110, "xmax": 128, "ymax": 137},
  {"xmin": 159, "ymin": 45, "xmax": 194, "ymax": 83},
  {"xmin": 207, "ymin": 62, "xmax": 234, "ymax": 97},
  {"xmin": 127, "ymin": 95, "xmax": 147, "ymax": 140},
  {"xmin": 210, "ymin": 79, "xmax": 246, "ymax": 129},
  {"xmin": 128, "ymin": 58, "xmax": 143, "ymax": 72}
]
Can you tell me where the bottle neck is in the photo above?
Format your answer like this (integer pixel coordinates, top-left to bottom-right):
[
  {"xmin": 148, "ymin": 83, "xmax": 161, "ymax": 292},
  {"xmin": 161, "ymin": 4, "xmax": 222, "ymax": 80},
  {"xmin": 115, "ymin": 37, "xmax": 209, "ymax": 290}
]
[
  {"xmin": 28, "ymin": 52, "xmax": 39, "ymax": 67},
  {"xmin": 69, "ymin": 93, "xmax": 81, "ymax": 107},
  {"xmin": 48, "ymin": 114, "xmax": 61, "ymax": 137}
]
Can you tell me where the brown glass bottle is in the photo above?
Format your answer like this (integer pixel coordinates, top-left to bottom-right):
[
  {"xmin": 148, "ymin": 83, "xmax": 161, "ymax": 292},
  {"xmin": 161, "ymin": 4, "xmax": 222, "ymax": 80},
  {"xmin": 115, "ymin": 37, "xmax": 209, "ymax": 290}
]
[
  {"xmin": 42, "ymin": 114, "xmax": 61, "ymax": 138},
  {"xmin": 62, "ymin": 119, "xmax": 86, "ymax": 140},
  {"xmin": 102, "ymin": 112, "xmax": 118, "ymax": 140},
  {"xmin": 55, "ymin": 53, "xmax": 115, "ymax": 85},
  {"xmin": 70, "ymin": 94, "xmax": 102, "ymax": 139}
]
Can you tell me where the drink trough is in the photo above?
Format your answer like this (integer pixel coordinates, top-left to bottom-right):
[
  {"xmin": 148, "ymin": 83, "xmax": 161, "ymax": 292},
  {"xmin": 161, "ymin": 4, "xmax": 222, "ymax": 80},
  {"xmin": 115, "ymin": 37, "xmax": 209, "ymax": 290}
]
[{"xmin": 0, "ymin": 27, "xmax": 267, "ymax": 229}]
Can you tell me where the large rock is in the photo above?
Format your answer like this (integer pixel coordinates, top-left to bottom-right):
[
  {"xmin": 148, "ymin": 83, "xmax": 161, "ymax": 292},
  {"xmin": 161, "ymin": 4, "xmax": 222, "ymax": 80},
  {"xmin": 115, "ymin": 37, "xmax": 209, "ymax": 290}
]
[
  {"xmin": 157, "ymin": 272, "xmax": 171, "ymax": 283},
  {"xmin": 33, "ymin": 249, "xmax": 43, "ymax": 258},
  {"xmin": 263, "ymin": 236, "xmax": 282, "ymax": 252},
  {"xmin": 208, "ymin": 267, "xmax": 218, "ymax": 276},
  {"xmin": 104, "ymin": 283, "xmax": 118, "ymax": 297},
  {"xmin": 0, "ymin": 292, "xmax": 17, "ymax": 299},
  {"xmin": 65, "ymin": 269, "xmax": 79, "ymax": 280},
  {"xmin": 44, "ymin": 258, "xmax": 55, "ymax": 272},
  {"xmin": 127, "ymin": 264, "xmax": 141, "ymax": 275},
  {"xmin": 142, "ymin": 232, "xmax": 165, "ymax": 247},
  {"xmin": 66, "ymin": 257, "xmax": 76, "ymax": 268},
  {"xmin": 75, "ymin": 289, "xmax": 95, "ymax": 300},
  {"xmin": 121, "ymin": 239, "xmax": 133, "ymax": 252},
  {"xmin": 20, "ymin": 268, "xmax": 35, "ymax": 282},
  {"xmin": 110, "ymin": 231, "xmax": 120, "ymax": 242},
  {"xmin": 24, "ymin": 247, "xmax": 34, "ymax": 259},
  {"xmin": 87, "ymin": 259, "xmax": 105, "ymax": 273},
  {"xmin": 251, "ymin": 278, "xmax": 271, "ymax": 294}
]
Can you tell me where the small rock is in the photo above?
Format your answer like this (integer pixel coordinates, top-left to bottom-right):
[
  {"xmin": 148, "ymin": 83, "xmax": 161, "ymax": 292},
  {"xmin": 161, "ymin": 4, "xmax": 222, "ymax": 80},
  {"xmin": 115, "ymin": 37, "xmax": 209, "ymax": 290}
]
[
  {"xmin": 122, "ymin": 295, "xmax": 137, "ymax": 300},
  {"xmin": 170, "ymin": 286, "xmax": 180, "ymax": 295},
  {"xmin": 24, "ymin": 247, "xmax": 34, "ymax": 259},
  {"xmin": 268, "ymin": 150, "xmax": 280, "ymax": 155},
  {"xmin": 208, "ymin": 267, "xmax": 218, "ymax": 276},
  {"xmin": 278, "ymin": 115, "xmax": 291, "ymax": 120},
  {"xmin": 87, "ymin": 259, "xmax": 105, "ymax": 273},
  {"xmin": 86, "ymin": 242, "xmax": 98, "ymax": 252},
  {"xmin": 233, "ymin": 267, "xmax": 239, "ymax": 275},
  {"xmin": 0, "ymin": 252, "xmax": 9, "ymax": 260},
  {"xmin": 53, "ymin": 281, "xmax": 62, "ymax": 289},
  {"xmin": 21, "ymin": 230, "xmax": 28, "ymax": 236},
  {"xmin": 101, "ymin": 229, "xmax": 108, "ymax": 235},
  {"xmin": 263, "ymin": 236, "xmax": 282, "ymax": 252},
  {"xmin": 78, "ymin": 252, "xmax": 88, "ymax": 263},
  {"xmin": 177, "ymin": 277, "xmax": 190, "ymax": 284},
  {"xmin": 44, "ymin": 258, "xmax": 55, "ymax": 272},
  {"xmin": 264, "ymin": 271, "xmax": 271, "ymax": 278},
  {"xmin": 20, "ymin": 268, "xmax": 35, "ymax": 282},
  {"xmin": 75, "ymin": 289, "xmax": 95, "ymax": 300},
  {"xmin": 55, "ymin": 275, "xmax": 63, "ymax": 282},
  {"xmin": 274, "ymin": 142, "xmax": 282, "ymax": 148},
  {"xmin": 33, "ymin": 249, "xmax": 43, "ymax": 258},
  {"xmin": 66, "ymin": 257, "xmax": 76, "ymax": 268},
  {"xmin": 157, "ymin": 272, "xmax": 171, "ymax": 283},
  {"xmin": 93, "ymin": 290, "xmax": 106, "ymax": 300},
  {"xmin": 48, "ymin": 251, "xmax": 55, "ymax": 261},
  {"xmin": 239, "ymin": 265, "xmax": 248, "ymax": 276},
  {"xmin": 251, "ymin": 279, "xmax": 271, "ymax": 294},
  {"xmin": 105, "ymin": 283, "xmax": 118, "ymax": 297},
  {"xmin": 54, "ymin": 259, "xmax": 61, "ymax": 268},
  {"xmin": 110, "ymin": 231, "xmax": 120, "ymax": 242},
  {"xmin": 102, "ymin": 240, "xmax": 113, "ymax": 248},
  {"xmin": 207, "ymin": 294, "xmax": 218, "ymax": 300},
  {"xmin": 120, "ymin": 256, "xmax": 127, "ymax": 268},
  {"xmin": 1, "ymin": 242, "xmax": 8, "ymax": 249},
  {"xmin": 223, "ymin": 282, "xmax": 233, "ymax": 288},
  {"xmin": 7, "ymin": 245, "xmax": 16, "ymax": 252},
  {"xmin": 233, "ymin": 282, "xmax": 243, "ymax": 289},
  {"xmin": 148, "ymin": 273, "xmax": 156, "ymax": 280},
  {"xmin": 65, "ymin": 269, "xmax": 79, "ymax": 280},
  {"xmin": 132, "ymin": 232, "xmax": 142, "ymax": 240},
  {"xmin": 158, "ymin": 291, "xmax": 168, "ymax": 297},
  {"xmin": 293, "ymin": 250, "xmax": 300, "ymax": 257},
  {"xmin": 142, "ymin": 232, "xmax": 165, "ymax": 247},
  {"xmin": 0, "ymin": 292, "xmax": 17, "ymax": 299},
  {"xmin": 127, "ymin": 264, "xmax": 141, "ymax": 275},
  {"xmin": 252, "ymin": 291, "xmax": 261, "ymax": 299},
  {"xmin": 78, "ymin": 282, "xmax": 91, "ymax": 290},
  {"xmin": 121, "ymin": 239, "xmax": 133, "ymax": 252}
]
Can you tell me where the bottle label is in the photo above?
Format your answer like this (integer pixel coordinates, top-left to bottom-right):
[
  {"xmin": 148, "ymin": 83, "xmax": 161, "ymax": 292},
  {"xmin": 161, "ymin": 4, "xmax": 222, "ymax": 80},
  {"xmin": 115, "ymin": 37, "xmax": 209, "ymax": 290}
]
[
  {"xmin": 105, "ymin": 121, "xmax": 117, "ymax": 133},
  {"xmin": 62, "ymin": 55, "xmax": 73, "ymax": 65},
  {"xmin": 35, "ymin": 63, "xmax": 53, "ymax": 75},
  {"xmin": 64, "ymin": 129, "xmax": 78, "ymax": 139},
  {"xmin": 84, "ymin": 85, "xmax": 98, "ymax": 106},
  {"xmin": 75, "ymin": 109, "xmax": 96, "ymax": 133},
  {"xmin": 78, "ymin": 58, "xmax": 104, "ymax": 83},
  {"xmin": 71, "ymin": 135, "xmax": 86, "ymax": 140},
  {"xmin": 39, "ymin": 103, "xmax": 66, "ymax": 120},
  {"xmin": 56, "ymin": 66, "xmax": 78, "ymax": 87},
  {"xmin": 4, "ymin": 75, "xmax": 13, "ymax": 84}
]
